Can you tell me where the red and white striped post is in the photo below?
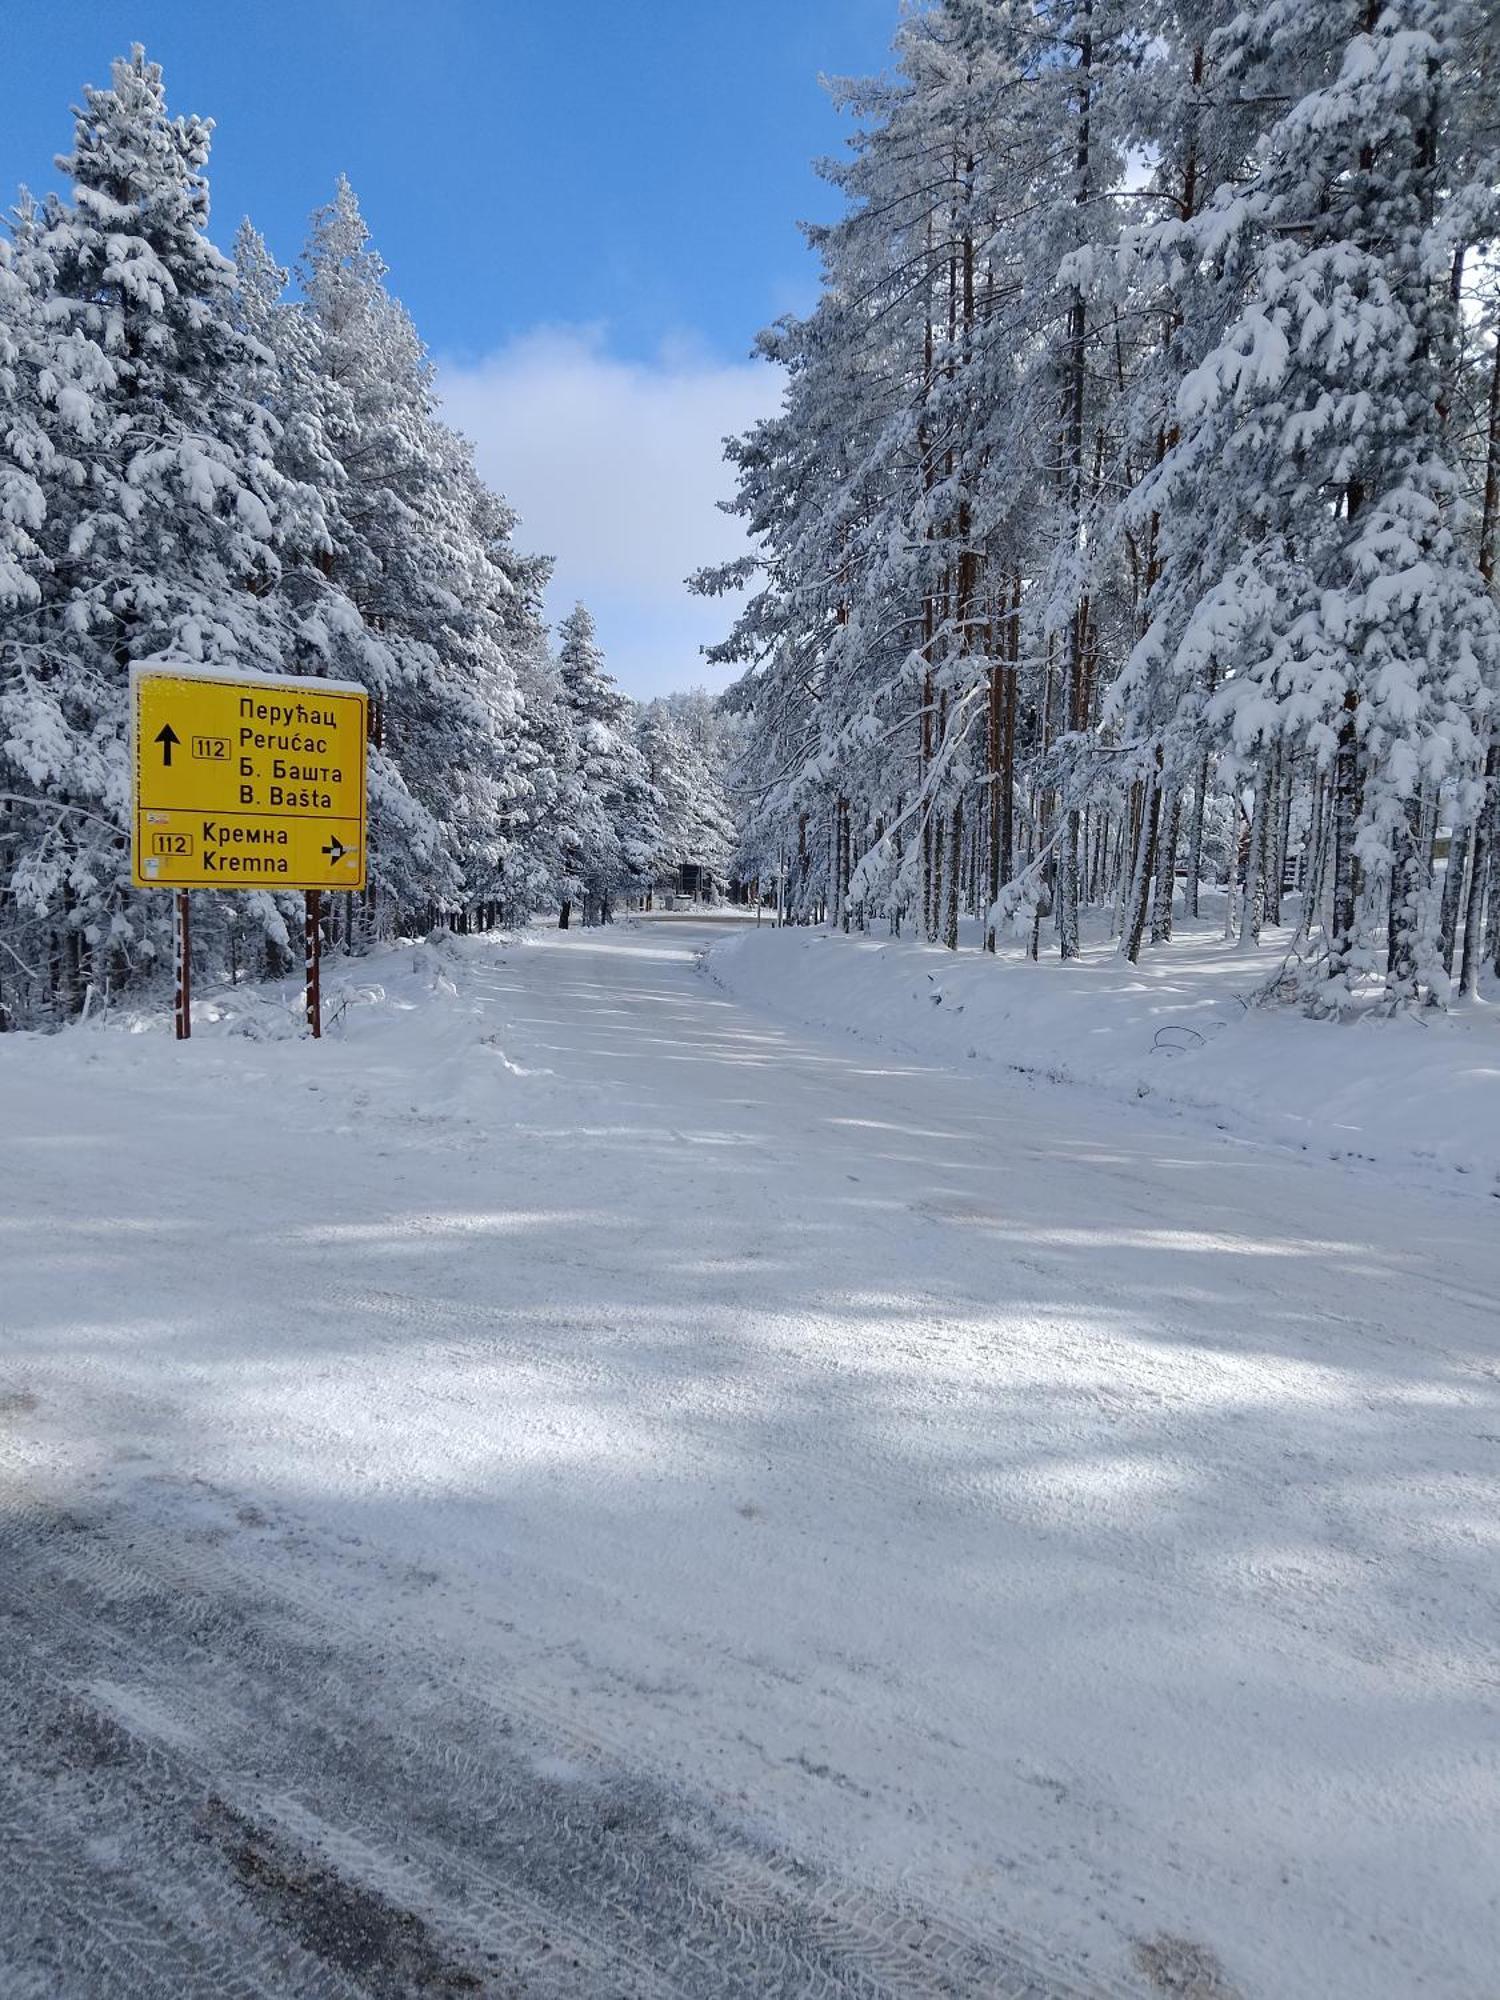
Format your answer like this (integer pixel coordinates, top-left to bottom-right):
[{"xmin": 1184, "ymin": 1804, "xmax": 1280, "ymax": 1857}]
[
  {"xmin": 173, "ymin": 890, "xmax": 191, "ymax": 1041},
  {"xmin": 304, "ymin": 890, "xmax": 322, "ymax": 1038}
]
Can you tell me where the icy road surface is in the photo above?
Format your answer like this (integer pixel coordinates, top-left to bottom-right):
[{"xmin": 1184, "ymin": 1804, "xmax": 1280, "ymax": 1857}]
[{"xmin": 1, "ymin": 919, "xmax": 1497, "ymax": 2000}]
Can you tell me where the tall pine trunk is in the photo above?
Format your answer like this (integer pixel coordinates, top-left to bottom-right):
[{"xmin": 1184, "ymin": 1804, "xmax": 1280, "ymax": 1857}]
[
  {"xmin": 1122, "ymin": 770, "xmax": 1160, "ymax": 965},
  {"xmin": 1239, "ymin": 756, "xmax": 1271, "ymax": 952},
  {"xmin": 1150, "ymin": 789, "xmax": 1181, "ymax": 944},
  {"xmin": 1460, "ymin": 740, "xmax": 1499, "ymax": 995},
  {"xmin": 1324, "ymin": 694, "xmax": 1363, "ymax": 1004},
  {"xmin": 1458, "ymin": 328, "xmax": 1500, "ymax": 994},
  {"xmin": 1054, "ymin": 7, "xmax": 1094, "ymax": 962},
  {"xmin": 945, "ymin": 802, "xmax": 962, "ymax": 950},
  {"xmin": 1437, "ymin": 816, "xmax": 1469, "ymax": 977},
  {"xmin": 1184, "ymin": 752, "xmax": 1209, "ymax": 920}
]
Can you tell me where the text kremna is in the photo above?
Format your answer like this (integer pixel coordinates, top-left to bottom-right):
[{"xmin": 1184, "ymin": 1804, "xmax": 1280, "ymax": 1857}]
[{"xmin": 197, "ymin": 820, "xmax": 290, "ymax": 874}]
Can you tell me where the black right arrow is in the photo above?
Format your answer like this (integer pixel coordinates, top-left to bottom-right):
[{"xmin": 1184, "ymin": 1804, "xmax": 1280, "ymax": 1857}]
[{"xmin": 155, "ymin": 723, "xmax": 180, "ymax": 768}]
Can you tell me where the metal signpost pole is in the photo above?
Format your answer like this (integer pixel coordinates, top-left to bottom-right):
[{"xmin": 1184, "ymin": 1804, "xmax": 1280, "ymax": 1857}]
[
  {"xmin": 174, "ymin": 890, "xmax": 192, "ymax": 1041},
  {"xmin": 305, "ymin": 890, "xmax": 322, "ymax": 1039}
]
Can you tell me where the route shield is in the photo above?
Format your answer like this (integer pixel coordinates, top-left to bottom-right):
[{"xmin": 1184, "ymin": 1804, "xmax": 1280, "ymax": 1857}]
[{"xmin": 131, "ymin": 666, "xmax": 369, "ymax": 891}]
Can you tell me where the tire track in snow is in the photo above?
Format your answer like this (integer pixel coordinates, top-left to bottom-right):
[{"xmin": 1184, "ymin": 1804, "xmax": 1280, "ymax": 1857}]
[
  {"xmin": 0, "ymin": 1498, "xmax": 1124, "ymax": 2000},
  {"xmin": 0, "ymin": 1673, "xmax": 376, "ymax": 2000},
  {"xmin": 0, "ymin": 1528, "xmax": 693, "ymax": 2000},
  {"xmin": 123, "ymin": 1454, "xmax": 1177, "ymax": 1972}
]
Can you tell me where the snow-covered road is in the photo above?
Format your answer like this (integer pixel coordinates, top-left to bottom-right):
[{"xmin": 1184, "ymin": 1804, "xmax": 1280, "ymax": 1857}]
[{"xmin": 2, "ymin": 919, "xmax": 1496, "ymax": 1999}]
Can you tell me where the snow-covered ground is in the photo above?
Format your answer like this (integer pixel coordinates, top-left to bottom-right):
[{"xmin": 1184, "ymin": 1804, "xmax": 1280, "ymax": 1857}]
[
  {"xmin": 2, "ymin": 919, "xmax": 1497, "ymax": 1999},
  {"xmin": 710, "ymin": 910, "xmax": 1500, "ymax": 1191}
]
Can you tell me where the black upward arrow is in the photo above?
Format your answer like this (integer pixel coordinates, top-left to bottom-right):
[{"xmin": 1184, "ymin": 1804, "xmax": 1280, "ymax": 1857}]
[{"xmin": 155, "ymin": 723, "xmax": 180, "ymax": 768}]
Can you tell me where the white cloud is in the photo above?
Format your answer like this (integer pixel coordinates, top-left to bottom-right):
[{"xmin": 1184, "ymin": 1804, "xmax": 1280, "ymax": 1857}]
[{"xmin": 437, "ymin": 327, "xmax": 781, "ymax": 699}]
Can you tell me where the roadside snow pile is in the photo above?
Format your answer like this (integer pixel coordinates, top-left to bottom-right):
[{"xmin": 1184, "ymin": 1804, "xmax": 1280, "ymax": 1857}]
[
  {"xmin": 82, "ymin": 934, "xmax": 486, "ymax": 1042},
  {"xmin": 3, "ymin": 933, "xmax": 556, "ymax": 1130},
  {"xmin": 708, "ymin": 920, "xmax": 1500, "ymax": 1190}
]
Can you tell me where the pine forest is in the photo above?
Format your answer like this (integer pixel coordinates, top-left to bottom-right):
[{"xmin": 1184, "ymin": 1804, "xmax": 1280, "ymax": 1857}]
[
  {"xmin": 0, "ymin": 52, "xmax": 734, "ymax": 1026},
  {"xmin": 703, "ymin": 0, "xmax": 1500, "ymax": 1015}
]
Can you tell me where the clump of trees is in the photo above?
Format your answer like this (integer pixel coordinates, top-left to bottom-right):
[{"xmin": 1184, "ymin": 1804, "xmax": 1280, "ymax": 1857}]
[
  {"xmin": 701, "ymin": 0, "xmax": 1500, "ymax": 1013},
  {"xmin": 0, "ymin": 50, "xmax": 736, "ymax": 1026}
]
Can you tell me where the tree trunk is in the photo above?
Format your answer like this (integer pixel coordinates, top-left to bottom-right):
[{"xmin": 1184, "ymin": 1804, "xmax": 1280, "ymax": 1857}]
[
  {"xmin": 1239, "ymin": 757, "xmax": 1271, "ymax": 951},
  {"xmin": 1122, "ymin": 773, "xmax": 1160, "ymax": 966},
  {"xmin": 1184, "ymin": 751, "xmax": 1209, "ymax": 920},
  {"xmin": 1054, "ymin": 10, "xmax": 1094, "ymax": 961},
  {"xmin": 1438, "ymin": 817, "xmax": 1470, "ymax": 977},
  {"xmin": 1269, "ymin": 747, "xmax": 1292, "ymax": 926},
  {"xmin": 1057, "ymin": 811, "xmax": 1081, "ymax": 960},
  {"xmin": 1325, "ymin": 695, "xmax": 1362, "ymax": 1001},
  {"xmin": 1150, "ymin": 789, "xmax": 1181, "ymax": 945},
  {"xmin": 945, "ymin": 801, "xmax": 962, "ymax": 950},
  {"xmin": 1301, "ymin": 771, "xmax": 1324, "ymax": 909},
  {"xmin": 1460, "ymin": 737, "xmax": 1499, "ymax": 995},
  {"xmin": 1385, "ymin": 795, "xmax": 1426, "ymax": 1004},
  {"xmin": 985, "ymin": 656, "xmax": 1001, "ymax": 953},
  {"xmin": 1455, "ymin": 327, "xmax": 1500, "ymax": 992}
]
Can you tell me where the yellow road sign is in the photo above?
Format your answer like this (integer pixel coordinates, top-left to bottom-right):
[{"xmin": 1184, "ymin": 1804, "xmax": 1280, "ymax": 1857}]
[{"xmin": 131, "ymin": 665, "xmax": 368, "ymax": 891}]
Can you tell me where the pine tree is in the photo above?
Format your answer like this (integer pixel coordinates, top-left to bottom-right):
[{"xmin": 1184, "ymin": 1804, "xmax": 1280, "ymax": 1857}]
[
  {"xmin": 705, "ymin": 0, "xmax": 1500, "ymax": 1011},
  {"xmin": 3, "ymin": 49, "xmax": 306, "ymax": 1010},
  {"xmin": 0, "ymin": 204, "xmax": 85, "ymax": 1025},
  {"xmin": 3, "ymin": 56, "xmax": 589, "ymax": 1020},
  {"xmin": 634, "ymin": 693, "xmax": 736, "ymax": 898},
  {"xmin": 299, "ymin": 176, "xmax": 537, "ymax": 935},
  {"xmin": 1129, "ymin": 0, "xmax": 1500, "ymax": 1009},
  {"xmin": 555, "ymin": 604, "xmax": 650, "ymax": 922}
]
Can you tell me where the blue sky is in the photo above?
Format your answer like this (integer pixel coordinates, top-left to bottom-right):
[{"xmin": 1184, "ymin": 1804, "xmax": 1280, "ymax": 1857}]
[{"xmin": 0, "ymin": 1, "xmax": 900, "ymax": 695}]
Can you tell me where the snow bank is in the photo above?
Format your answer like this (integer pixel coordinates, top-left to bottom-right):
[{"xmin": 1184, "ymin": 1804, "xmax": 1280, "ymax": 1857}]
[
  {"xmin": 707, "ymin": 918, "xmax": 1500, "ymax": 1191},
  {"xmin": 9, "ymin": 932, "xmax": 561, "ymax": 1133}
]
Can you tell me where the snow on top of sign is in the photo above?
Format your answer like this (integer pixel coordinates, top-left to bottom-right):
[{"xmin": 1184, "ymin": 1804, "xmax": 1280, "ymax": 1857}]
[{"xmin": 128, "ymin": 660, "xmax": 370, "ymax": 698}]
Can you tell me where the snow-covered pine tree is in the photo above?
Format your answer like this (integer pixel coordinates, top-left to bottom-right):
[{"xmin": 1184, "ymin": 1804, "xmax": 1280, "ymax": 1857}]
[
  {"xmin": 662, "ymin": 691, "xmax": 737, "ymax": 894},
  {"xmin": 634, "ymin": 693, "xmax": 736, "ymax": 900},
  {"xmin": 229, "ymin": 217, "xmax": 405, "ymax": 971},
  {"xmin": 634, "ymin": 699, "xmax": 689, "ymax": 895},
  {"xmin": 1079, "ymin": 0, "xmax": 1266, "ymax": 964},
  {"xmin": 464, "ymin": 477, "xmax": 563, "ymax": 930},
  {"xmin": 703, "ymin": 0, "xmax": 1150, "ymax": 951},
  {"xmin": 1126, "ymin": 0, "xmax": 1500, "ymax": 1009},
  {"xmin": 296, "ymin": 177, "xmax": 461, "ymax": 929},
  {"xmin": 2, "ymin": 54, "xmax": 578, "ymax": 1021},
  {"xmin": 504, "ymin": 629, "xmax": 572, "ymax": 926},
  {"xmin": 421, "ymin": 431, "xmax": 532, "ymax": 930},
  {"xmin": 0, "ymin": 199, "xmax": 94, "ymax": 1026},
  {"xmin": 706, "ymin": 0, "xmax": 1500, "ymax": 1013},
  {"xmin": 0, "ymin": 223, "xmax": 49, "ymax": 614},
  {"xmin": 555, "ymin": 603, "xmax": 652, "ymax": 923},
  {"xmin": 298, "ymin": 176, "xmax": 535, "ymax": 937},
  {"xmin": 2, "ymin": 49, "xmax": 307, "ymax": 1013}
]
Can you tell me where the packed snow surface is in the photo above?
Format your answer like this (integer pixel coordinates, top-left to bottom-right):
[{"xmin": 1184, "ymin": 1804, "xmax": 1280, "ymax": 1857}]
[
  {"xmin": 709, "ymin": 913, "xmax": 1500, "ymax": 1191},
  {"xmin": 2, "ymin": 917, "xmax": 1497, "ymax": 1999}
]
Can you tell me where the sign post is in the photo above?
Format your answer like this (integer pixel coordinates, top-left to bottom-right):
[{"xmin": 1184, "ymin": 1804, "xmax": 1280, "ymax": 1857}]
[
  {"xmin": 305, "ymin": 890, "xmax": 322, "ymax": 1039},
  {"xmin": 131, "ymin": 665, "xmax": 368, "ymax": 1037},
  {"xmin": 174, "ymin": 889, "xmax": 192, "ymax": 1041}
]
